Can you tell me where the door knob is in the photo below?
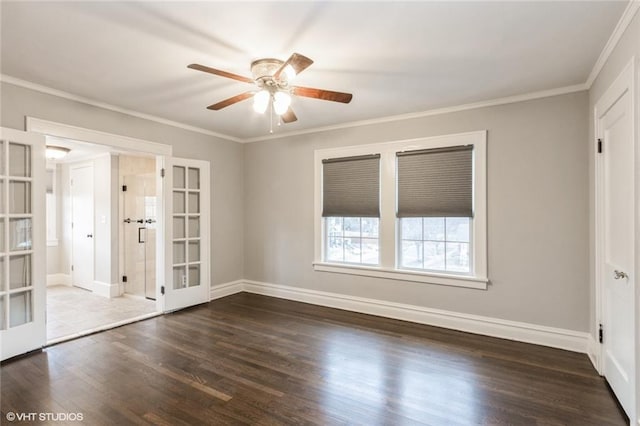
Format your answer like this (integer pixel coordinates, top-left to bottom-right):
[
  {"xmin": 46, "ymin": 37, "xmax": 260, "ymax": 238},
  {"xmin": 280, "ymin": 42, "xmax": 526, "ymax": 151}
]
[
  {"xmin": 87, "ymin": 234, "xmax": 93, "ymax": 238},
  {"xmin": 614, "ymin": 270, "xmax": 628, "ymax": 280}
]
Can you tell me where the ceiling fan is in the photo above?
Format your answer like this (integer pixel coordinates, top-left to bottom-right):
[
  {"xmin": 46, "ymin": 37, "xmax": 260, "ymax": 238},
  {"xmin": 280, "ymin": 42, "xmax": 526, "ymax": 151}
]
[{"xmin": 188, "ymin": 53, "xmax": 353, "ymax": 124}]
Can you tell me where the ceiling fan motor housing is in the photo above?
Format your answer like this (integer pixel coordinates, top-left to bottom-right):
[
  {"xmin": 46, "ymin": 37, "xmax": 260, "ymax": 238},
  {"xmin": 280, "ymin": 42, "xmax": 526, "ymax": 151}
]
[{"xmin": 251, "ymin": 58, "xmax": 288, "ymax": 91}]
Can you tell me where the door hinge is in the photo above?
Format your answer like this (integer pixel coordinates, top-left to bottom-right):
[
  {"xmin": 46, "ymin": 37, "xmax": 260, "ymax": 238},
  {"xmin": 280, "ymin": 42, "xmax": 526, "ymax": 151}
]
[
  {"xmin": 71, "ymin": 265, "xmax": 74, "ymax": 272},
  {"xmin": 122, "ymin": 275, "xmax": 127, "ymax": 283},
  {"xmin": 122, "ymin": 185, "xmax": 127, "ymax": 192},
  {"xmin": 160, "ymin": 168, "xmax": 165, "ymax": 178},
  {"xmin": 161, "ymin": 286, "xmax": 165, "ymax": 295},
  {"xmin": 599, "ymin": 323, "xmax": 603, "ymax": 344},
  {"xmin": 597, "ymin": 138, "xmax": 603, "ymax": 154}
]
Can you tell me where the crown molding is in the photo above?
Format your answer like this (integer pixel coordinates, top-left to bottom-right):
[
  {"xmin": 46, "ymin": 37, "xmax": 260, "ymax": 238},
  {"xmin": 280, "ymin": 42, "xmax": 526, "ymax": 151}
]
[
  {"xmin": 585, "ymin": 0, "xmax": 640, "ymax": 88},
  {"xmin": 243, "ymin": 83, "xmax": 587, "ymax": 143},
  {"xmin": 0, "ymin": 74, "xmax": 242, "ymax": 143}
]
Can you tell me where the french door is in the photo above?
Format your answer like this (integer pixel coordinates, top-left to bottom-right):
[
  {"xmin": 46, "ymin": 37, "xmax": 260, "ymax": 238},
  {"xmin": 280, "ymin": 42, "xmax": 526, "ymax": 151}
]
[
  {"xmin": 0, "ymin": 127, "xmax": 45, "ymax": 361},
  {"xmin": 164, "ymin": 157, "xmax": 210, "ymax": 311}
]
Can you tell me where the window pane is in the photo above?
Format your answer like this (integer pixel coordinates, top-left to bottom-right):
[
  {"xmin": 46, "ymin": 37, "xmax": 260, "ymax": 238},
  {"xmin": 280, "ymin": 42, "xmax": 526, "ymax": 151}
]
[
  {"xmin": 326, "ymin": 237, "xmax": 343, "ymax": 262},
  {"xmin": 9, "ymin": 181, "xmax": 31, "ymax": 214},
  {"xmin": 401, "ymin": 240, "xmax": 423, "ymax": 269},
  {"xmin": 344, "ymin": 237, "xmax": 361, "ymax": 263},
  {"xmin": 173, "ymin": 191, "xmax": 185, "ymax": 214},
  {"xmin": 361, "ymin": 218, "xmax": 379, "ymax": 238},
  {"xmin": 343, "ymin": 218, "xmax": 360, "ymax": 237},
  {"xmin": 424, "ymin": 241, "xmax": 445, "ymax": 271},
  {"xmin": 446, "ymin": 218, "xmax": 470, "ymax": 243},
  {"xmin": 10, "ymin": 218, "xmax": 32, "ymax": 251},
  {"xmin": 173, "ymin": 266, "xmax": 186, "ymax": 289},
  {"xmin": 188, "ymin": 241, "xmax": 200, "ymax": 263},
  {"xmin": 361, "ymin": 238, "xmax": 379, "ymax": 265},
  {"xmin": 188, "ymin": 265, "xmax": 200, "ymax": 287},
  {"xmin": 446, "ymin": 242, "xmax": 470, "ymax": 272},
  {"xmin": 173, "ymin": 242, "xmax": 185, "ymax": 264},
  {"xmin": 326, "ymin": 217, "xmax": 343, "ymax": 236},
  {"xmin": 173, "ymin": 166, "xmax": 185, "ymax": 189},
  {"xmin": 9, "ymin": 143, "xmax": 31, "ymax": 177},
  {"xmin": 9, "ymin": 254, "xmax": 31, "ymax": 290},
  {"xmin": 10, "ymin": 291, "xmax": 32, "ymax": 327},
  {"xmin": 173, "ymin": 216, "xmax": 185, "ymax": 239},
  {"xmin": 188, "ymin": 192, "xmax": 200, "ymax": 213},
  {"xmin": 188, "ymin": 216, "xmax": 200, "ymax": 239},
  {"xmin": 401, "ymin": 217, "xmax": 422, "ymax": 240},
  {"xmin": 188, "ymin": 168, "xmax": 200, "ymax": 190},
  {"xmin": 424, "ymin": 218, "xmax": 445, "ymax": 241}
]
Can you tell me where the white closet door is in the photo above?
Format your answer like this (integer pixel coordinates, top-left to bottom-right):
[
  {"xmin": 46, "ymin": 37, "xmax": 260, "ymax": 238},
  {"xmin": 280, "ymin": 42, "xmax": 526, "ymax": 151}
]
[{"xmin": 0, "ymin": 127, "xmax": 45, "ymax": 361}]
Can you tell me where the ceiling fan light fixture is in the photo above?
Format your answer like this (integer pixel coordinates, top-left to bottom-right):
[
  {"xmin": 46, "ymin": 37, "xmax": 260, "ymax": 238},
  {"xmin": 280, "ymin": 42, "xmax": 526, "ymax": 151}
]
[
  {"xmin": 273, "ymin": 91, "xmax": 291, "ymax": 115},
  {"xmin": 253, "ymin": 90, "xmax": 270, "ymax": 114},
  {"xmin": 46, "ymin": 145, "xmax": 70, "ymax": 160}
]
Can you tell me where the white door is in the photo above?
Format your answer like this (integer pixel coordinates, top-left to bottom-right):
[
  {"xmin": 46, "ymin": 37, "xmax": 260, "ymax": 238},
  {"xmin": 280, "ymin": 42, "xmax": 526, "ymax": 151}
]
[
  {"xmin": 597, "ymin": 65, "xmax": 635, "ymax": 420},
  {"xmin": 71, "ymin": 165, "xmax": 94, "ymax": 291},
  {"xmin": 164, "ymin": 158, "xmax": 210, "ymax": 311},
  {"xmin": 0, "ymin": 127, "xmax": 46, "ymax": 361}
]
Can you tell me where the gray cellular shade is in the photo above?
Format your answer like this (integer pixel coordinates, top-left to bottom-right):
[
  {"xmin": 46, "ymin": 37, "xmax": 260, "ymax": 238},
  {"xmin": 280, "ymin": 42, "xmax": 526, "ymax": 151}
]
[
  {"xmin": 397, "ymin": 145, "xmax": 473, "ymax": 217},
  {"xmin": 322, "ymin": 154, "xmax": 380, "ymax": 217}
]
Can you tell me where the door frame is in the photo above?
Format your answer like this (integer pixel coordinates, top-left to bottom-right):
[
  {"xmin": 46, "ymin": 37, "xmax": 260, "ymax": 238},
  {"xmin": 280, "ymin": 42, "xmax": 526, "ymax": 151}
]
[
  {"xmin": 69, "ymin": 162, "xmax": 95, "ymax": 291},
  {"xmin": 594, "ymin": 56, "xmax": 638, "ymax": 421},
  {"xmin": 26, "ymin": 117, "xmax": 172, "ymax": 313}
]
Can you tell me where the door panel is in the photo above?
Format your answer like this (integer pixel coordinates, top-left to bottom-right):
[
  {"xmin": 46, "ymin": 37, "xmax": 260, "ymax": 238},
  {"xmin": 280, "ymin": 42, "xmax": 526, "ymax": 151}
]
[
  {"xmin": 600, "ymin": 85, "xmax": 635, "ymax": 419},
  {"xmin": 164, "ymin": 158, "xmax": 209, "ymax": 311},
  {"xmin": 71, "ymin": 165, "xmax": 94, "ymax": 291},
  {"xmin": 0, "ymin": 127, "xmax": 45, "ymax": 361}
]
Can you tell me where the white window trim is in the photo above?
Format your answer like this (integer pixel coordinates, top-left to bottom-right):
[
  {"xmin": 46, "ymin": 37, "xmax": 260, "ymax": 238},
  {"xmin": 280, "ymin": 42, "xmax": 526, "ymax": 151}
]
[{"xmin": 313, "ymin": 131, "xmax": 488, "ymax": 290}]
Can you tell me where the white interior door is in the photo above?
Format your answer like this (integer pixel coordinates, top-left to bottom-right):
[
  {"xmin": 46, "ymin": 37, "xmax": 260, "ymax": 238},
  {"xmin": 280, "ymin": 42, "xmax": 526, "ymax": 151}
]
[
  {"xmin": 164, "ymin": 158, "xmax": 210, "ymax": 311},
  {"xmin": 0, "ymin": 127, "xmax": 45, "ymax": 361},
  {"xmin": 71, "ymin": 165, "xmax": 94, "ymax": 291},
  {"xmin": 598, "ymin": 70, "xmax": 635, "ymax": 420}
]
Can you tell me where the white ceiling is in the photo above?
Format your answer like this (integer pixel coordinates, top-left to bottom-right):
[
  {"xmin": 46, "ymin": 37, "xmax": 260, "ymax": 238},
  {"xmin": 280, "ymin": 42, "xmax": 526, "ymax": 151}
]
[{"xmin": 1, "ymin": 1, "xmax": 628, "ymax": 141}]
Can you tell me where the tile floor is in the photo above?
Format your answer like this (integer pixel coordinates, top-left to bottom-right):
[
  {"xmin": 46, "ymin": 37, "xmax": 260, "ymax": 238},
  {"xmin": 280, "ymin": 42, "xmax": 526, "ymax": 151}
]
[{"xmin": 47, "ymin": 285, "xmax": 158, "ymax": 341}]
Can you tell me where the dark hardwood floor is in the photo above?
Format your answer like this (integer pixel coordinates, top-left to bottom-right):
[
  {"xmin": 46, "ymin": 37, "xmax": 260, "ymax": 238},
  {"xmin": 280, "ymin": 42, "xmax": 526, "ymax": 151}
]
[{"xmin": 1, "ymin": 293, "xmax": 626, "ymax": 425}]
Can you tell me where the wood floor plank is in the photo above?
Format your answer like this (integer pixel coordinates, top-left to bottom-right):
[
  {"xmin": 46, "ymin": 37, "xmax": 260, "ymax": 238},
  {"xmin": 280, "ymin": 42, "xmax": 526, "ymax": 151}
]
[{"xmin": 1, "ymin": 292, "xmax": 627, "ymax": 425}]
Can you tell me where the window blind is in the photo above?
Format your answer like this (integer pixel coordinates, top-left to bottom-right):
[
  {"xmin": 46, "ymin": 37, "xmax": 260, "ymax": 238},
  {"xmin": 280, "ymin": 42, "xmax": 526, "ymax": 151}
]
[
  {"xmin": 322, "ymin": 154, "xmax": 380, "ymax": 217},
  {"xmin": 397, "ymin": 145, "xmax": 473, "ymax": 217}
]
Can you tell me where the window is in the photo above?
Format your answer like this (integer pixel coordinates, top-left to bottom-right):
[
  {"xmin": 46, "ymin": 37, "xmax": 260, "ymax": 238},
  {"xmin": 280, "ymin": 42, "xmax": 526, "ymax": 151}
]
[
  {"xmin": 400, "ymin": 217, "xmax": 470, "ymax": 273},
  {"xmin": 321, "ymin": 154, "xmax": 380, "ymax": 266},
  {"xmin": 314, "ymin": 131, "xmax": 487, "ymax": 290},
  {"xmin": 326, "ymin": 217, "xmax": 379, "ymax": 265}
]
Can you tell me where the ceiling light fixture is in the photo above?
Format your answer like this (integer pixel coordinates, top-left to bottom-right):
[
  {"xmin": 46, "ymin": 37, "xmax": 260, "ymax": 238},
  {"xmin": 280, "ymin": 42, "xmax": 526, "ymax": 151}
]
[{"xmin": 46, "ymin": 146, "xmax": 70, "ymax": 160}]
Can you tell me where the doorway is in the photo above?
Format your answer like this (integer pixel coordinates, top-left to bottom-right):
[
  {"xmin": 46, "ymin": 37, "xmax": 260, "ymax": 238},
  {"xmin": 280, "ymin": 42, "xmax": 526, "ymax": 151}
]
[
  {"xmin": 44, "ymin": 139, "xmax": 160, "ymax": 342},
  {"xmin": 120, "ymin": 155, "xmax": 157, "ymax": 300}
]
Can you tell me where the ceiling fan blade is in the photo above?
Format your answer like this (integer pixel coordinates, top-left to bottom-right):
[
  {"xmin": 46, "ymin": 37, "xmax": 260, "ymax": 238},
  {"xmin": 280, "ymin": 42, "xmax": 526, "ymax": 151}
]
[
  {"xmin": 207, "ymin": 92, "xmax": 254, "ymax": 110},
  {"xmin": 292, "ymin": 86, "xmax": 353, "ymax": 104},
  {"xmin": 188, "ymin": 63, "xmax": 254, "ymax": 84},
  {"xmin": 274, "ymin": 53, "xmax": 314, "ymax": 80},
  {"xmin": 281, "ymin": 107, "xmax": 298, "ymax": 123}
]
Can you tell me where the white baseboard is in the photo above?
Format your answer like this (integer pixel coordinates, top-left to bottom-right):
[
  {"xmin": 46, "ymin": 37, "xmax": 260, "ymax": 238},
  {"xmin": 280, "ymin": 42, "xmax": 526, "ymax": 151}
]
[
  {"xmin": 46, "ymin": 273, "xmax": 70, "ymax": 287},
  {"xmin": 210, "ymin": 280, "xmax": 244, "ymax": 301},
  {"xmin": 93, "ymin": 281, "xmax": 119, "ymax": 298},
  {"xmin": 239, "ymin": 280, "xmax": 590, "ymax": 354}
]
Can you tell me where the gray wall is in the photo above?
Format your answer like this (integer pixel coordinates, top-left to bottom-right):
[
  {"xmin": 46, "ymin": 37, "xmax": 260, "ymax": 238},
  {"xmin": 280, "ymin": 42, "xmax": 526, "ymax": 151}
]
[
  {"xmin": 244, "ymin": 91, "xmax": 589, "ymax": 331},
  {"xmin": 1, "ymin": 82, "xmax": 244, "ymax": 286}
]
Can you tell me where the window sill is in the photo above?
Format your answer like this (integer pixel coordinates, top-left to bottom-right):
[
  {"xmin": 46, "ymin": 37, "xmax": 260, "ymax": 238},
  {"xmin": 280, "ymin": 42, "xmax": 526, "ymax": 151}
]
[{"xmin": 312, "ymin": 262, "xmax": 488, "ymax": 290}]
